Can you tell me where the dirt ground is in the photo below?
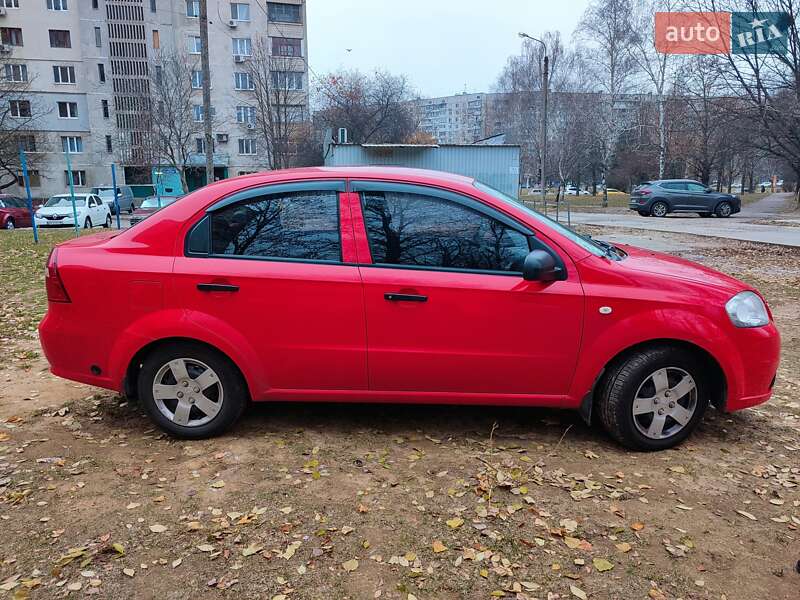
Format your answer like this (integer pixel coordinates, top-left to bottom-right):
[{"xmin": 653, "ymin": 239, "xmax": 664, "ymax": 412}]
[{"xmin": 0, "ymin": 228, "xmax": 798, "ymax": 600}]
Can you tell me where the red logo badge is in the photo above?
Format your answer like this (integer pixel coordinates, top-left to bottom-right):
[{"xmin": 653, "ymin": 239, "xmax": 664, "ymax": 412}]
[{"xmin": 655, "ymin": 12, "xmax": 731, "ymax": 54}]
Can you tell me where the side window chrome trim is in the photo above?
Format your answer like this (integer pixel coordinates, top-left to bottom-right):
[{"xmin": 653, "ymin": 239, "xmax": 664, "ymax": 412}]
[
  {"xmin": 206, "ymin": 180, "xmax": 346, "ymax": 213},
  {"xmin": 351, "ymin": 180, "xmax": 531, "ymax": 235}
]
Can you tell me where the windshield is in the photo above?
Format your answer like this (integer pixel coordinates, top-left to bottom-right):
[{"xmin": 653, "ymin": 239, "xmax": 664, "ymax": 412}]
[
  {"xmin": 474, "ymin": 181, "xmax": 607, "ymax": 257},
  {"xmin": 45, "ymin": 196, "xmax": 86, "ymax": 208},
  {"xmin": 97, "ymin": 190, "xmax": 116, "ymax": 199},
  {"xmin": 140, "ymin": 196, "xmax": 177, "ymax": 209}
]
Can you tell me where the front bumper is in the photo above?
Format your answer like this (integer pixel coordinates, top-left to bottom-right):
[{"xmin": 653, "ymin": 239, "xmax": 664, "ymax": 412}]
[
  {"xmin": 722, "ymin": 321, "xmax": 780, "ymax": 411},
  {"xmin": 35, "ymin": 217, "xmax": 77, "ymax": 227}
]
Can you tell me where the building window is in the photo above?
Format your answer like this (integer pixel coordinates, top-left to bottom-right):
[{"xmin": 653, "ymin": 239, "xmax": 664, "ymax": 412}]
[
  {"xmin": 101, "ymin": 99, "xmax": 109, "ymax": 118},
  {"xmin": 17, "ymin": 134, "xmax": 36, "ymax": 152},
  {"xmin": 234, "ymin": 72, "xmax": 253, "ymax": 90},
  {"xmin": 18, "ymin": 170, "xmax": 40, "ymax": 187},
  {"xmin": 152, "ymin": 30, "xmax": 159, "ymax": 49},
  {"xmin": 47, "ymin": 0, "xmax": 68, "ymax": 10},
  {"xmin": 192, "ymin": 104, "xmax": 204, "ymax": 122},
  {"xmin": 271, "ymin": 71, "xmax": 303, "ymax": 91},
  {"xmin": 4, "ymin": 64, "xmax": 27, "ymax": 82},
  {"xmin": 105, "ymin": 135, "xmax": 113, "ymax": 153},
  {"xmin": 272, "ymin": 37, "xmax": 301, "ymax": 57},
  {"xmin": 92, "ymin": 0, "xmax": 98, "ymax": 8},
  {"xmin": 1, "ymin": 0, "xmax": 19, "ymax": 8},
  {"xmin": 150, "ymin": 0, "xmax": 156, "ymax": 12},
  {"xmin": 57, "ymin": 101, "xmax": 78, "ymax": 118},
  {"xmin": 195, "ymin": 137, "xmax": 211, "ymax": 154},
  {"xmin": 61, "ymin": 136, "xmax": 83, "ymax": 153},
  {"xmin": 98, "ymin": 63, "xmax": 105, "ymax": 82},
  {"xmin": 230, "ymin": 2, "xmax": 250, "ymax": 21},
  {"xmin": 154, "ymin": 65, "xmax": 162, "ymax": 84},
  {"xmin": 188, "ymin": 35, "xmax": 201, "ymax": 54},
  {"xmin": 235, "ymin": 105, "xmax": 256, "ymax": 124},
  {"xmin": 94, "ymin": 26, "xmax": 101, "ymax": 47},
  {"xmin": 49, "ymin": 30, "xmax": 71, "ymax": 48},
  {"xmin": 238, "ymin": 138, "xmax": 256, "ymax": 155},
  {"xmin": 232, "ymin": 38, "xmax": 251, "ymax": 57},
  {"xmin": 52, "ymin": 65, "xmax": 76, "ymax": 84},
  {"xmin": 186, "ymin": 0, "xmax": 199, "ymax": 17},
  {"xmin": 9, "ymin": 100, "xmax": 30, "ymax": 118},
  {"xmin": 267, "ymin": 2, "xmax": 301, "ymax": 23},
  {"xmin": 64, "ymin": 170, "xmax": 86, "ymax": 186},
  {"xmin": 1, "ymin": 28, "xmax": 24, "ymax": 47},
  {"xmin": 191, "ymin": 70, "xmax": 203, "ymax": 89}
]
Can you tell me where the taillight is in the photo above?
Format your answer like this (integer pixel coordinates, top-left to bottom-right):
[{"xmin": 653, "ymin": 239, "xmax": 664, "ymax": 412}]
[
  {"xmin": 638, "ymin": 188, "xmax": 652, "ymax": 195},
  {"xmin": 46, "ymin": 248, "xmax": 71, "ymax": 303}
]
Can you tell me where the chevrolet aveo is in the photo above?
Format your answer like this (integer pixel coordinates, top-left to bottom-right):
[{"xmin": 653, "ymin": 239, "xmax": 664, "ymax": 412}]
[{"xmin": 38, "ymin": 167, "xmax": 781, "ymax": 451}]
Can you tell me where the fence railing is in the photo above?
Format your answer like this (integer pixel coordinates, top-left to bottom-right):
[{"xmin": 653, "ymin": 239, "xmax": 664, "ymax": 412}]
[{"xmin": 520, "ymin": 197, "xmax": 573, "ymax": 226}]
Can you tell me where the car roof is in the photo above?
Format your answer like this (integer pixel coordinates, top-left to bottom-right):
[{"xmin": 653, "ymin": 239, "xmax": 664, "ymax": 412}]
[
  {"xmin": 653, "ymin": 179, "xmax": 700, "ymax": 184},
  {"xmin": 213, "ymin": 166, "xmax": 477, "ymax": 187},
  {"xmin": 51, "ymin": 193, "xmax": 91, "ymax": 198}
]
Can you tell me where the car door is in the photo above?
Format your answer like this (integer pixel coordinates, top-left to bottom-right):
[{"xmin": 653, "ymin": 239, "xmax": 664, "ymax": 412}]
[
  {"xmin": 8, "ymin": 197, "xmax": 31, "ymax": 227},
  {"xmin": 684, "ymin": 182, "xmax": 711, "ymax": 210},
  {"xmin": 171, "ymin": 181, "xmax": 367, "ymax": 397},
  {"xmin": 659, "ymin": 182, "xmax": 689, "ymax": 209},
  {"xmin": 350, "ymin": 181, "xmax": 584, "ymax": 400}
]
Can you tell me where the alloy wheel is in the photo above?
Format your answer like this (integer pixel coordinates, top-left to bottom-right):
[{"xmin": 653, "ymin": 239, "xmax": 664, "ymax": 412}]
[
  {"xmin": 152, "ymin": 358, "xmax": 223, "ymax": 427},
  {"xmin": 5, "ymin": 220, "xmax": 14, "ymax": 230},
  {"xmin": 717, "ymin": 202, "xmax": 732, "ymax": 217},
  {"xmin": 632, "ymin": 367, "xmax": 698, "ymax": 440},
  {"xmin": 651, "ymin": 202, "xmax": 668, "ymax": 217}
]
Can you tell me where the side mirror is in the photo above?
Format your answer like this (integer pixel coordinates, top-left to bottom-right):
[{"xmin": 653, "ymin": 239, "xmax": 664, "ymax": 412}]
[
  {"xmin": 705, "ymin": 187, "xmax": 712, "ymax": 193},
  {"xmin": 522, "ymin": 250, "xmax": 563, "ymax": 282}
]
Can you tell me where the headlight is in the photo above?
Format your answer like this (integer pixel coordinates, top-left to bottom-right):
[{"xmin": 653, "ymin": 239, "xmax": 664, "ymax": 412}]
[{"xmin": 725, "ymin": 291, "xmax": 769, "ymax": 328}]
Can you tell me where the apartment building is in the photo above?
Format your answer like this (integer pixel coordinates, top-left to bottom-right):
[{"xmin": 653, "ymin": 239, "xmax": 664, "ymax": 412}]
[
  {"xmin": 413, "ymin": 92, "xmax": 486, "ymax": 145},
  {"xmin": 1, "ymin": 0, "xmax": 308, "ymax": 198}
]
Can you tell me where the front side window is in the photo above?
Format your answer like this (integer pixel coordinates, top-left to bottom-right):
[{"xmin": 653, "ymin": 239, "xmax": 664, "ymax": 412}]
[
  {"xmin": 230, "ymin": 3, "xmax": 250, "ymax": 21},
  {"xmin": 210, "ymin": 190, "xmax": 340, "ymax": 261},
  {"xmin": 362, "ymin": 191, "xmax": 530, "ymax": 272},
  {"xmin": 686, "ymin": 182, "xmax": 707, "ymax": 192},
  {"xmin": 232, "ymin": 37, "xmax": 251, "ymax": 56},
  {"xmin": 9, "ymin": 99, "xmax": 30, "ymax": 117},
  {"xmin": 57, "ymin": 101, "xmax": 78, "ymax": 118},
  {"xmin": 660, "ymin": 182, "xmax": 686, "ymax": 191},
  {"xmin": 267, "ymin": 2, "xmax": 300, "ymax": 23},
  {"xmin": 49, "ymin": 29, "xmax": 71, "ymax": 48}
]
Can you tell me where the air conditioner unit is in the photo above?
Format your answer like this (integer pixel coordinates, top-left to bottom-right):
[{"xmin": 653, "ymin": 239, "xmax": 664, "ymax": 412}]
[
  {"xmin": 0, "ymin": 44, "xmax": 11, "ymax": 54},
  {"xmin": 246, "ymin": 122, "xmax": 255, "ymax": 130},
  {"xmin": 0, "ymin": 7, "xmax": 7, "ymax": 16},
  {"xmin": 227, "ymin": 19, "xmax": 237, "ymax": 28},
  {"xmin": 234, "ymin": 55, "xmax": 246, "ymax": 63},
  {"xmin": 216, "ymin": 133, "xmax": 229, "ymax": 143}
]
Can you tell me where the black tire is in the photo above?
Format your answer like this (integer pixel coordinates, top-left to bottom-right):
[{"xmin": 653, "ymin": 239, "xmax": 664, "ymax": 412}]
[
  {"xmin": 104, "ymin": 214, "xmax": 112, "ymax": 228},
  {"xmin": 699, "ymin": 212, "xmax": 712, "ymax": 218},
  {"xmin": 715, "ymin": 201, "xmax": 732, "ymax": 218},
  {"xmin": 650, "ymin": 201, "xmax": 668, "ymax": 217},
  {"xmin": 4, "ymin": 218, "xmax": 14, "ymax": 230},
  {"xmin": 137, "ymin": 341, "xmax": 248, "ymax": 439},
  {"xmin": 128, "ymin": 202, "xmax": 136, "ymax": 214},
  {"xmin": 84, "ymin": 217, "xmax": 92, "ymax": 229},
  {"xmin": 597, "ymin": 345, "xmax": 709, "ymax": 451}
]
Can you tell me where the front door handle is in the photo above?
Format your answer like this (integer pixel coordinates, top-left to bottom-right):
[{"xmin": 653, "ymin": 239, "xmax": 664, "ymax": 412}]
[
  {"xmin": 197, "ymin": 283, "xmax": 239, "ymax": 293},
  {"xmin": 384, "ymin": 293, "xmax": 427, "ymax": 303}
]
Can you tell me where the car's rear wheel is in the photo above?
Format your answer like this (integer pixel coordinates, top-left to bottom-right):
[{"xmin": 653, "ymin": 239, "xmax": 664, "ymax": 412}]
[
  {"xmin": 650, "ymin": 201, "xmax": 668, "ymax": 217},
  {"xmin": 84, "ymin": 217, "xmax": 92, "ymax": 229},
  {"xmin": 715, "ymin": 201, "xmax": 733, "ymax": 218},
  {"xmin": 128, "ymin": 202, "xmax": 136, "ymax": 214},
  {"xmin": 4, "ymin": 218, "xmax": 14, "ymax": 230},
  {"xmin": 597, "ymin": 345, "xmax": 709, "ymax": 451},
  {"xmin": 104, "ymin": 214, "xmax": 112, "ymax": 228},
  {"xmin": 137, "ymin": 342, "xmax": 248, "ymax": 438}
]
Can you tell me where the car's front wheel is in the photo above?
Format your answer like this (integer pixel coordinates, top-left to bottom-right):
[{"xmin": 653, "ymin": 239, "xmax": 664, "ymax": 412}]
[
  {"xmin": 137, "ymin": 342, "xmax": 248, "ymax": 438},
  {"xmin": 4, "ymin": 218, "xmax": 14, "ymax": 230},
  {"xmin": 84, "ymin": 217, "xmax": 92, "ymax": 229},
  {"xmin": 104, "ymin": 214, "xmax": 112, "ymax": 228},
  {"xmin": 650, "ymin": 201, "xmax": 669, "ymax": 217},
  {"xmin": 597, "ymin": 345, "xmax": 709, "ymax": 451},
  {"xmin": 715, "ymin": 201, "xmax": 733, "ymax": 218}
]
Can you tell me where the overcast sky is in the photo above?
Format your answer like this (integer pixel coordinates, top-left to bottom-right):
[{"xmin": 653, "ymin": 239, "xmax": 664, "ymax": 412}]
[{"xmin": 306, "ymin": 0, "xmax": 591, "ymax": 98}]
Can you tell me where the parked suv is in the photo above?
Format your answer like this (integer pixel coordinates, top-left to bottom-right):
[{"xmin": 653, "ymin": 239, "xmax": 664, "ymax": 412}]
[
  {"xmin": 39, "ymin": 168, "xmax": 779, "ymax": 450},
  {"xmin": 91, "ymin": 186, "xmax": 136, "ymax": 215},
  {"xmin": 630, "ymin": 180, "xmax": 740, "ymax": 217}
]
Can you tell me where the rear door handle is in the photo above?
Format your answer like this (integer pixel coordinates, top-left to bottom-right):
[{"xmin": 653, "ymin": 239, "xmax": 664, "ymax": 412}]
[
  {"xmin": 384, "ymin": 293, "xmax": 427, "ymax": 303},
  {"xmin": 197, "ymin": 283, "xmax": 239, "ymax": 293}
]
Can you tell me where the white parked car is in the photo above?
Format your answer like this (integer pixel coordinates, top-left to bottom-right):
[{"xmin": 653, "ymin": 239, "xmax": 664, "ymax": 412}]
[
  {"xmin": 564, "ymin": 186, "xmax": 591, "ymax": 196},
  {"xmin": 35, "ymin": 194, "xmax": 112, "ymax": 229}
]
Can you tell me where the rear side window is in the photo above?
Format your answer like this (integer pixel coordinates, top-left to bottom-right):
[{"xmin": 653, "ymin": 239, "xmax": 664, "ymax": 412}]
[
  {"xmin": 686, "ymin": 183, "xmax": 707, "ymax": 192},
  {"xmin": 210, "ymin": 190, "xmax": 340, "ymax": 261},
  {"xmin": 362, "ymin": 191, "xmax": 530, "ymax": 273},
  {"xmin": 660, "ymin": 182, "xmax": 687, "ymax": 191}
]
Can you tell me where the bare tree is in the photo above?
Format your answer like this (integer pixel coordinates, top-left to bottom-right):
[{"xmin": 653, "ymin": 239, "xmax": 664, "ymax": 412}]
[
  {"xmin": 315, "ymin": 69, "xmax": 418, "ymax": 144},
  {"xmin": 246, "ymin": 39, "xmax": 308, "ymax": 170},
  {"xmin": 0, "ymin": 61, "xmax": 46, "ymax": 191},
  {"xmin": 146, "ymin": 50, "xmax": 209, "ymax": 192}
]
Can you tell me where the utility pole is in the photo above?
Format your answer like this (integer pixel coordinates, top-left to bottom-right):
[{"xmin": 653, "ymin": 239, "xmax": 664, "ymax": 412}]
[
  {"xmin": 199, "ymin": 0, "xmax": 214, "ymax": 186},
  {"xmin": 519, "ymin": 33, "xmax": 548, "ymax": 207}
]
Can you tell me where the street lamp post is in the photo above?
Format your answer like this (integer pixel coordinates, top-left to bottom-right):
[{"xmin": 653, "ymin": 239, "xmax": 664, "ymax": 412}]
[{"xmin": 519, "ymin": 33, "xmax": 548, "ymax": 209}]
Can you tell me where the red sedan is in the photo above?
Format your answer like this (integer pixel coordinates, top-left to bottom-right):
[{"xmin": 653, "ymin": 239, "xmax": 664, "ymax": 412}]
[
  {"xmin": 38, "ymin": 167, "xmax": 780, "ymax": 450},
  {"xmin": 0, "ymin": 194, "xmax": 33, "ymax": 229}
]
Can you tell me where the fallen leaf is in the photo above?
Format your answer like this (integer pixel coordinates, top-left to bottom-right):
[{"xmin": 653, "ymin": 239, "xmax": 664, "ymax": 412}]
[
  {"xmin": 736, "ymin": 510, "xmax": 757, "ymax": 521},
  {"xmin": 122, "ymin": 569, "xmax": 135, "ymax": 578},
  {"xmin": 171, "ymin": 559, "xmax": 182, "ymax": 568},
  {"xmin": 242, "ymin": 544, "xmax": 263, "ymax": 557},
  {"xmin": 593, "ymin": 557, "xmax": 614, "ymax": 572},
  {"xmin": 432, "ymin": 540, "xmax": 447, "ymax": 553},
  {"xmin": 615, "ymin": 542, "xmax": 632, "ymax": 553},
  {"xmin": 149, "ymin": 524, "xmax": 167, "ymax": 533},
  {"xmin": 631, "ymin": 522, "xmax": 645, "ymax": 531},
  {"xmin": 446, "ymin": 517, "xmax": 464, "ymax": 529},
  {"xmin": 197, "ymin": 544, "xmax": 214, "ymax": 553},
  {"xmin": 126, "ymin": 503, "xmax": 141, "ymax": 510},
  {"xmin": 210, "ymin": 481, "xmax": 225, "ymax": 489},
  {"xmin": 570, "ymin": 585, "xmax": 587, "ymax": 600},
  {"xmin": 342, "ymin": 559, "xmax": 359, "ymax": 572}
]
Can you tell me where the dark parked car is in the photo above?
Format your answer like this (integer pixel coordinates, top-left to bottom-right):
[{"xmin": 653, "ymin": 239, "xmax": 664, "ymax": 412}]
[
  {"xmin": 630, "ymin": 180, "xmax": 740, "ymax": 218},
  {"xmin": 0, "ymin": 194, "xmax": 32, "ymax": 230}
]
